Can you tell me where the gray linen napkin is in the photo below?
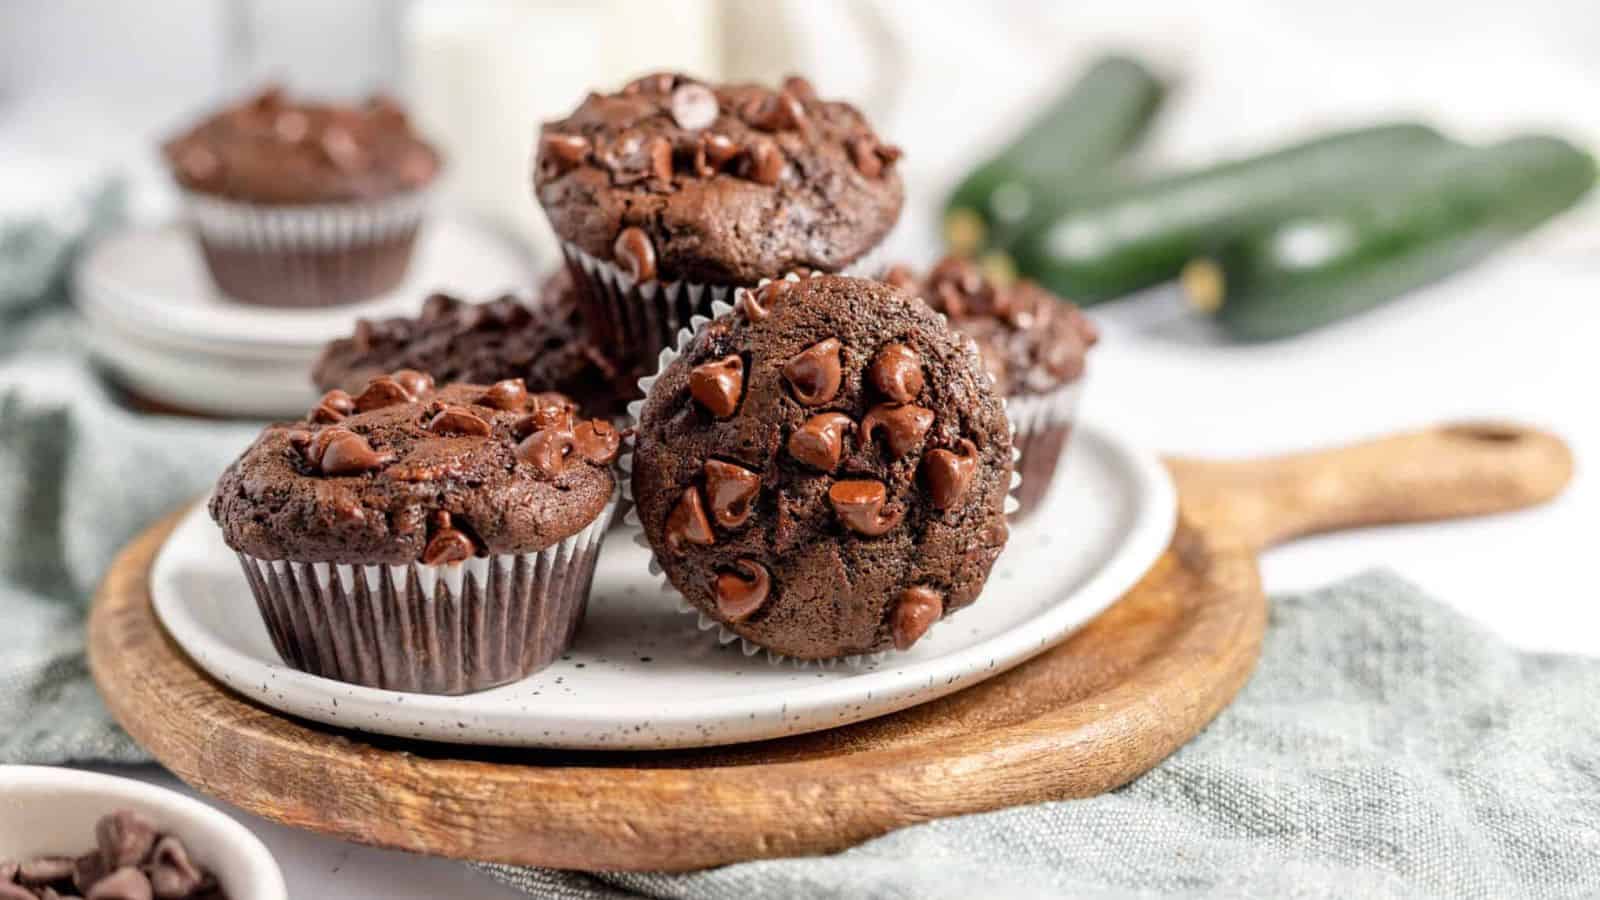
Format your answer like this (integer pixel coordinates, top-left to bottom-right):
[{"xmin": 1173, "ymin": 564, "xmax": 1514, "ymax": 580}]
[{"xmin": 3, "ymin": 199, "xmax": 1598, "ymax": 898}]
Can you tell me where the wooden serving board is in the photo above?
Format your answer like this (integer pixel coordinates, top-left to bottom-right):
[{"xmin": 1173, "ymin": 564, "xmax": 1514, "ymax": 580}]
[{"xmin": 88, "ymin": 423, "xmax": 1571, "ymax": 872}]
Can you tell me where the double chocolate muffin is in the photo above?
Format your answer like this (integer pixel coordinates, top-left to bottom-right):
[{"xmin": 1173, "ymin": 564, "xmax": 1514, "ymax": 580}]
[
  {"xmin": 311, "ymin": 270, "xmax": 637, "ymax": 420},
  {"xmin": 888, "ymin": 256, "xmax": 1097, "ymax": 516},
  {"xmin": 630, "ymin": 274, "xmax": 1013, "ymax": 659},
  {"xmin": 163, "ymin": 85, "xmax": 441, "ymax": 307},
  {"xmin": 535, "ymin": 72, "xmax": 904, "ymax": 373},
  {"xmin": 211, "ymin": 371, "xmax": 620, "ymax": 693}
]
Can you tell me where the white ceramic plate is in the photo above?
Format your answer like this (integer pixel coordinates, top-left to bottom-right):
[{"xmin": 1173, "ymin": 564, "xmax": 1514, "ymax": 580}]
[
  {"xmin": 75, "ymin": 219, "xmax": 533, "ymax": 417},
  {"xmin": 0, "ymin": 766, "xmax": 286, "ymax": 900},
  {"xmin": 152, "ymin": 424, "xmax": 1174, "ymax": 750}
]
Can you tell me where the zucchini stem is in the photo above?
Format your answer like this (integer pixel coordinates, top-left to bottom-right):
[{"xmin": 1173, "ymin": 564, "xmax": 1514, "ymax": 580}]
[{"xmin": 1181, "ymin": 259, "xmax": 1226, "ymax": 314}]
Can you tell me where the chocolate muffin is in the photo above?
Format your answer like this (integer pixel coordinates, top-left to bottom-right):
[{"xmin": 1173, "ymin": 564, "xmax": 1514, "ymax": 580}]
[
  {"xmin": 889, "ymin": 257, "xmax": 1097, "ymax": 517},
  {"xmin": 311, "ymin": 270, "xmax": 637, "ymax": 421},
  {"xmin": 535, "ymin": 72, "xmax": 904, "ymax": 375},
  {"xmin": 211, "ymin": 371, "xmax": 620, "ymax": 693},
  {"xmin": 163, "ymin": 85, "xmax": 441, "ymax": 307},
  {"xmin": 630, "ymin": 274, "xmax": 1013, "ymax": 659}
]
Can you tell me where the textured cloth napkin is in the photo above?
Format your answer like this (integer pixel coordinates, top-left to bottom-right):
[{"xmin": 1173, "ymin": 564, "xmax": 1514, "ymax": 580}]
[{"xmin": 3, "ymin": 204, "xmax": 1599, "ymax": 899}]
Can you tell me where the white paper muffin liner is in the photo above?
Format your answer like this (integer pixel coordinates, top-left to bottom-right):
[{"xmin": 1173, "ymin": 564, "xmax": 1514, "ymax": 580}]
[
  {"xmin": 1003, "ymin": 378, "xmax": 1085, "ymax": 519},
  {"xmin": 561, "ymin": 224, "xmax": 897, "ymax": 373},
  {"xmin": 620, "ymin": 281, "xmax": 1022, "ymax": 668},
  {"xmin": 180, "ymin": 188, "xmax": 432, "ymax": 307},
  {"xmin": 238, "ymin": 489, "xmax": 617, "ymax": 695}
]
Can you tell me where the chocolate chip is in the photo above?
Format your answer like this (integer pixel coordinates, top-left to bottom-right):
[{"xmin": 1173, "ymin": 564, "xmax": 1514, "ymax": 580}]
[
  {"xmin": 703, "ymin": 459, "xmax": 760, "ymax": 528},
  {"xmin": 392, "ymin": 369, "xmax": 434, "ymax": 398},
  {"xmin": 688, "ymin": 355, "xmax": 744, "ymax": 417},
  {"xmin": 86, "ymin": 866, "xmax": 150, "ymax": 900},
  {"xmin": 96, "ymin": 810, "xmax": 157, "ymax": 870},
  {"xmin": 623, "ymin": 72, "xmax": 677, "ymax": 95},
  {"xmin": 742, "ymin": 91, "xmax": 806, "ymax": 131},
  {"xmin": 422, "ymin": 525, "xmax": 475, "ymax": 565},
  {"xmin": 694, "ymin": 132, "xmax": 740, "ymax": 176},
  {"xmin": 828, "ymin": 480, "xmax": 902, "ymax": 537},
  {"xmin": 782, "ymin": 338, "xmax": 842, "ymax": 406},
  {"xmin": 542, "ymin": 133, "xmax": 591, "ymax": 174},
  {"xmin": 612, "ymin": 226, "xmax": 658, "ymax": 282},
  {"xmin": 715, "ymin": 559, "xmax": 771, "ymax": 622},
  {"xmin": 308, "ymin": 389, "xmax": 355, "ymax": 424},
  {"xmin": 318, "ymin": 126, "xmax": 366, "ymax": 173},
  {"xmin": 665, "ymin": 486, "xmax": 716, "ymax": 553},
  {"xmin": 419, "ymin": 292, "xmax": 460, "ymax": 322},
  {"xmin": 923, "ymin": 438, "xmax": 979, "ymax": 509},
  {"xmin": 781, "ymin": 75, "xmax": 817, "ymax": 103},
  {"xmin": 869, "ymin": 343, "xmax": 924, "ymax": 403},
  {"xmin": 19, "ymin": 857, "xmax": 74, "ymax": 884},
  {"xmin": 426, "ymin": 406, "xmax": 491, "ymax": 437},
  {"xmin": 148, "ymin": 836, "xmax": 202, "ymax": 890},
  {"xmin": 848, "ymin": 136, "xmax": 883, "ymax": 178},
  {"xmin": 735, "ymin": 279, "xmax": 793, "ymax": 322},
  {"xmin": 514, "ymin": 401, "xmax": 575, "ymax": 437},
  {"xmin": 882, "ymin": 264, "xmax": 918, "ymax": 293},
  {"xmin": 893, "ymin": 586, "xmax": 944, "ymax": 650},
  {"xmin": 271, "ymin": 109, "xmax": 309, "ymax": 143},
  {"xmin": 175, "ymin": 145, "xmax": 221, "ymax": 185},
  {"xmin": 670, "ymin": 83, "xmax": 719, "ymax": 130},
  {"xmin": 312, "ymin": 428, "xmax": 395, "ymax": 476},
  {"xmin": 516, "ymin": 428, "xmax": 576, "ymax": 477},
  {"xmin": 861, "ymin": 403, "xmax": 934, "ymax": 459},
  {"xmin": 573, "ymin": 419, "xmax": 620, "ymax": 464},
  {"xmin": 600, "ymin": 131, "xmax": 672, "ymax": 185},
  {"xmin": 788, "ymin": 411, "xmax": 853, "ymax": 471},
  {"xmin": 478, "ymin": 378, "xmax": 529, "ymax": 411},
  {"xmin": 746, "ymin": 138, "xmax": 785, "ymax": 186},
  {"xmin": 147, "ymin": 860, "xmax": 206, "ymax": 900},
  {"xmin": 876, "ymin": 143, "xmax": 904, "ymax": 166}
]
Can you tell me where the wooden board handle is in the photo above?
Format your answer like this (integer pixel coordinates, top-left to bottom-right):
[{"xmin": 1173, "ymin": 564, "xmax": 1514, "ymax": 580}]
[{"xmin": 1165, "ymin": 422, "xmax": 1573, "ymax": 551}]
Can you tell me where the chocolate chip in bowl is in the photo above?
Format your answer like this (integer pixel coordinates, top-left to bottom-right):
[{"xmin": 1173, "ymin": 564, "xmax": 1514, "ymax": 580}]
[
  {"xmin": 208, "ymin": 372, "xmax": 622, "ymax": 694},
  {"xmin": 628, "ymin": 273, "xmax": 1017, "ymax": 661},
  {"xmin": 0, "ymin": 768, "xmax": 283, "ymax": 900}
]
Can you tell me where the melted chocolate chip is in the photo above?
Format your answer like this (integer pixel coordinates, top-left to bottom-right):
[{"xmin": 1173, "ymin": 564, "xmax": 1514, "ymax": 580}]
[
  {"xmin": 353, "ymin": 375, "xmax": 413, "ymax": 412},
  {"xmin": 788, "ymin": 411, "xmax": 853, "ymax": 471},
  {"xmin": 516, "ymin": 428, "xmax": 576, "ymax": 477},
  {"xmin": 869, "ymin": 342, "xmax": 924, "ymax": 402},
  {"xmin": 613, "ymin": 226, "xmax": 658, "ymax": 282},
  {"xmin": 923, "ymin": 438, "xmax": 979, "ymax": 509},
  {"xmin": 828, "ymin": 479, "xmax": 902, "ymax": 536},
  {"xmin": 426, "ymin": 406, "xmax": 491, "ymax": 437},
  {"xmin": 670, "ymin": 83, "xmax": 719, "ymax": 130},
  {"xmin": 96, "ymin": 810, "xmax": 157, "ymax": 869},
  {"xmin": 319, "ymin": 126, "xmax": 366, "ymax": 173},
  {"xmin": 715, "ymin": 559, "xmax": 771, "ymax": 622},
  {"xmin": 393, "ymin": 369, "xmax": 435, "ymax": 398},
  {"xmin": 781, "ymin": 75, "xmax": 817, "ymax": 103},
  {"xmin": 688, "ymin": 355, "xmax": 744, "ymax": 417},
  {"xmin": 782, "ymin": 338, "xmax": 842, "ymax": 406},
  {"xmin": 665, "ymin": 486, "xmax": 715, "ymax": 553},
  {"xmin": 696, "ymin": 132, "xmax": 740, "ymax": 176},
  {"xmin": 736, "ymin": 278, "xmax": 794, "ymax": 322},
  {"xmin": 746, "ymin": 137, "xmax": 785, "ymax": 186},
  {"xmin": 860, "ymin": 403, "xmax": 934, "ymax": 459},
  {"xmin": 892, "ymin": 586, "xmax": 944, "ymax": 650},
  {"xmin": 422, "ymin": 526, "xmax": 475, "ymax": 565},
  {"xmin": 704, "ymin": 459, "xmax": 760, "ymax": 528},
  {"xmin": 601, "ymin": 131, "xmax": 672, "ymax": 185},
  {"xmin": 573, "ymin": 419, "xmax": 621, "ymax": 464},
  {"xmin": 543, "ymin": 132, "xmax": 591, "ymax": 174},
  {"xmin": 479, "ymin": 378, "xmax": 529, "ymax": 411},
  {"xmin": 308, "ymin": 388, "xmax": 354, "ymax": 423},
  {"xmin": 742, "ymin": 91, "xmax": 806, "ymax": 131}
]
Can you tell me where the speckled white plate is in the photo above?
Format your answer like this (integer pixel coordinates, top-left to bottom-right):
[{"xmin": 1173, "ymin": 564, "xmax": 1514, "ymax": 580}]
[{"xmin": 151, "ymin": 423, "xmax": 1174, "ymax": 750}]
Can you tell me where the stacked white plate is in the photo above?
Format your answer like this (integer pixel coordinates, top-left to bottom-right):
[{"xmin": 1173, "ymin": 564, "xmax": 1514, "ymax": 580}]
[{"xmin": 75, "ymin": 219, "xmax": 535, "ymax": 418}]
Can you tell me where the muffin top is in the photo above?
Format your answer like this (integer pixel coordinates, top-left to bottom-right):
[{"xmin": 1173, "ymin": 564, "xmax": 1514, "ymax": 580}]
[
  {"xmin": 887, "ymin": 256, "xmax": 1099, "ymax": 396},
  {"xmin": 630, "ymin": 274, "xmax": 1013, "ymax": 659},
  {"xmin": 211, "ymin": 373, "xmax": 619, "ymax": 565},
  {"xmin": 163, "ymin": 85, "xmax": 441, "ymax": 204},
  {"xmin": 311, "ymin": 270, "xmax": 637, "ymax": 421},
  {"xmin": 535, "ymin": 72, "xmax": 903, "ymax": 285}
]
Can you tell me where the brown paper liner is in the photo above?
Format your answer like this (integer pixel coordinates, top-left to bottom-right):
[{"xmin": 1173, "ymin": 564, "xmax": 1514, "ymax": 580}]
[{"xmin": 237, "ymin": 494, "xmax": 615, "ymax": 695}]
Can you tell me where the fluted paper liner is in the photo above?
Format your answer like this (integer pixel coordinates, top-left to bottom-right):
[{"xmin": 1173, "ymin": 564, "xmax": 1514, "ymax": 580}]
[
  {"xmin": 181, "ymin": 188, "xmax": 431, "ymax": 307},
  {"xmin": 561, "ymin": 225, "xmax": 896, "ymax": 373},
  {"xmin": 620, "ymin": 278, "xmax": 1021, "ymax": 668},
  {"xmin": 238, "ymin": 490, "xmax": 616, "ymax": 695},
  {"xmin": 1003, "ymin": 379, "xmax": 1084, "ymax": 519}
]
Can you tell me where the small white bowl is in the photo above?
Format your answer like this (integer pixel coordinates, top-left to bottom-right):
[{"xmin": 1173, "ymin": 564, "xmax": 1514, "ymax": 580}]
[{"xmin": 0, "ymin": 766, "xmax": 286, "ymax": 900}]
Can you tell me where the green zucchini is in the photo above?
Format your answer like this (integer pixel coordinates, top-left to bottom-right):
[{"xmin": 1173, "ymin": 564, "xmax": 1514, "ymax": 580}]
[
  {"xmin": 1184, "ymin": 135, "xmax": 1595, "ymax": 340},
  {"xmin": 943, "ymin": 54, "xmax": 1165, "ymax": 255},
  {"xmin": 1005, "ymin": 123, "xmax": 1457, "ymax": 304}
]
